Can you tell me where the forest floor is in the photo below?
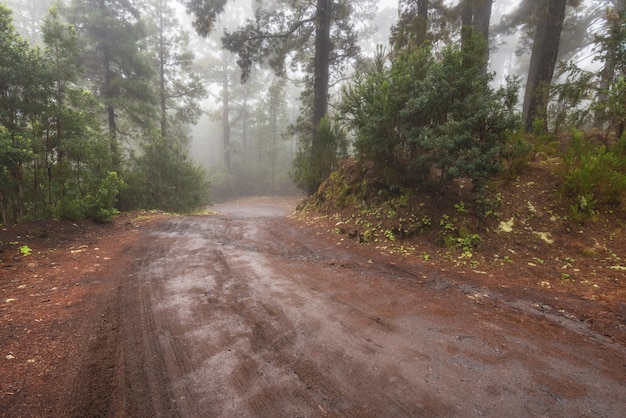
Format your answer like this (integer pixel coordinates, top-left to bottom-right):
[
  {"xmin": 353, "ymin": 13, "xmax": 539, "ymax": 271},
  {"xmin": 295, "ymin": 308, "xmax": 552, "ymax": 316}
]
[
  {"xmin": 299, "ymin": 157, "xmax": 626, "ymax": 344},
  {"xmin": 0, "ymin": 158, "xmax": 625, "ymax": 416}
]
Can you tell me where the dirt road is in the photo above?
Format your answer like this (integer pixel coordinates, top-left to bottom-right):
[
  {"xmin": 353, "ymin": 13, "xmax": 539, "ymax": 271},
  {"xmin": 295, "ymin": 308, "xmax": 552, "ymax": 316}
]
[
  {"xmin": 72, "ymin": 199, "xmax": 626, "ymax": 417},
  {"xmin": 8, "ymin": 199, "xmax": 624, "ymax": 417}
]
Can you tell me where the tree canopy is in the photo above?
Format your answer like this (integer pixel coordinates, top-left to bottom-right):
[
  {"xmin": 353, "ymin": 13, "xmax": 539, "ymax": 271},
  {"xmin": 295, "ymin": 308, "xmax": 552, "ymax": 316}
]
[
  {"xmin": 3, "ymin": 0, "xmax": 626, "ymax": 221},
  {"xmin": 0, "ymin": 1, "xmax": 211, "ymax": 224}
]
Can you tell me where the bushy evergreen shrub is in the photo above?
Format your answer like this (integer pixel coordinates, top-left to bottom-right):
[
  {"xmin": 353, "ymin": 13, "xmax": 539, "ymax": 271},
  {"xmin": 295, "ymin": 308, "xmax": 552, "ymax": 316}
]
[
  {"xmin": 292, "ymin": 116, "xmax": 348, "ymax": 194},
  {"xmin": 85, "ymin": 172, "xmax": 124, "ymax": 223},
  {"xmin": 339, "ymin": 33, "xmax": 520, "ymax": 191},
  {"xmin": 124, "ymin": 134, "xmax": 211, "ymax": 213}
]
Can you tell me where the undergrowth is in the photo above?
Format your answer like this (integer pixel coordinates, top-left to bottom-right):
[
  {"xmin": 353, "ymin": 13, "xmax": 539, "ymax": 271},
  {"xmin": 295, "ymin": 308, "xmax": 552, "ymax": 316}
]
[{"xmin": 298, "ymin": 130, "xmax": 626, "ymax": 269}]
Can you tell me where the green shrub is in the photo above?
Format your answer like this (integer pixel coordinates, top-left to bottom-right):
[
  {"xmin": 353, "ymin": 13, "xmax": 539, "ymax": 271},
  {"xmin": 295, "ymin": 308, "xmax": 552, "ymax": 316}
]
[
  {"xmin": 339, "ymin": 32, "xmax": 520, "ymax": 191},
  {"xmin": 562, "ymin": 148, "xmax": 626, "ymax": 203},
  {"xmin": 292, "ymin": 116, "xmax": 348, "ymax": 194},
  {"xmin": 56, "ymin": 197, "xmax": 85, "ymax": 221},
  {"xmin": 561, "ymin": 131, "xmax": 626, "ymax": 218},
  {"xmin": 124, "ymin": 135, "xmax": 211, "ymax": 213},
  {"xmin": 501, "ymin": 130, "xmax": 532, "ymax": 176},
  {"xmin": 569, "ymin": 193, "xmax": 598, "ymax": 223},
  {"xmin": 85, "ymin": 172, "xmax": 124, "ymax": 223}
]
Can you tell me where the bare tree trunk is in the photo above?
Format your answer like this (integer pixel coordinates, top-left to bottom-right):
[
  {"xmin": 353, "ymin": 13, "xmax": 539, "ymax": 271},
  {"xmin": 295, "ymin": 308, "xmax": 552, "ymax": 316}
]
[
  {"xmin": 473, "ymin": 0, "xmax": 492, "ymax": 41},
  {"xmin": 159, "ymin": 16, "xmax": 167, "ymax": 139},
  {"xmin": 242, "ymin": 87, "xmax": 249, "ymax": 162},
  {"xmin": 103, "ymin": 45, "xmax": 119, "ymax": 171},
  {"xmin": 522, "ymin": 0, "xmax": 567, "ymax": 133},
  {"xmin": 594, "ymin": 1, "xmax": 625, "ymax": 130},
  {"xmin": 474, "ymin": 0, "xmax": 492, "ymax": 73},
  {"xmin": 461, "ymin": 0, "xmax": 473, "ymax": 28},
  {"xmin": 0, "ymin": 189, "xmax": 7, "ymax": 226},
  {"xmin": 312, "ymin": 0, "xmax": 331, "ymax": 138},
  {"xmin": 416, "ymin": 0, "xmax": 429, "ymax": 47},
  {"xmin": 461, "ymin": 0, "xmax": 492, "ymax": 73},
  {"xmin": 309, "ymin": 0, "xmax": 331, "ymax": 194},
  {"xmin": 15, "ymin": 162, "xmax": 24, "ymax": 223},
  {"xmin": 222, "ymin": 53, "xmax": 232, "ymax": 172}
]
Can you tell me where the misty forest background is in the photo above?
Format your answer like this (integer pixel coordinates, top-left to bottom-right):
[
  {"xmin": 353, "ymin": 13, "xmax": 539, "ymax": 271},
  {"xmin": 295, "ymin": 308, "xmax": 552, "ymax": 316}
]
[{"xmin": 1, "ymin": 0, "xmax": 626, "ymax": 225}]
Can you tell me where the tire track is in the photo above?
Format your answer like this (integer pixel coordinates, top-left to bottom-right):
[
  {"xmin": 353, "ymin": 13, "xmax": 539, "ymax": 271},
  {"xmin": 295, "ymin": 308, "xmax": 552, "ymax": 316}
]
[{"xmin": 110, "ymin": 209, "xmax": 626, "ymax": 418}]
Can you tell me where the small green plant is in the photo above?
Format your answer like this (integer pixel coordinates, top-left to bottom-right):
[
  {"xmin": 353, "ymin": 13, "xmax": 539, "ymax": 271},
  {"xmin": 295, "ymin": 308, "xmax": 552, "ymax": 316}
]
[
  {"xmin": 395, "ymin": 190, "xmax": 410, "ymax": 208},
  {"xmin": 532, "ymin": 117, "xmax": 546, "ymax": 136},
  {"xmin": 454, "ymin": 201, "xmax": 467, "ymax": 213},
  {"xmin": 476, "ymin": 192, "xmax": 503, "ymax": 220},
  {"xmin": 457, "ymin": 234, "xmax": 481, "ymax": 258},
  {"xmin": 439, "ymin": 214, "xmax": 457, "ymax": 233},
  {"xmin": 20, "ymin": 245, "xmax": 32, "ymax": 256},
  {"xmin": 501, "ymin": 130, "xmax": 532, "ymax": 176},
  {"xmin": 569, "ymin": 193, "xmax": 598, "ymax": 223}
]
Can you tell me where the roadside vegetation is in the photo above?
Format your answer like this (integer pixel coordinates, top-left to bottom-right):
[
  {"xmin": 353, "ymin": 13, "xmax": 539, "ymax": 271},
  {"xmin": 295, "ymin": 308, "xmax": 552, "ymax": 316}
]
[
  {"xmin": 297, "ymin": 4, "xmax": 626, "ymax": 280},
  {"xmin": 0, "ymin": 3, "xmax": 210, "ymax": 225}
]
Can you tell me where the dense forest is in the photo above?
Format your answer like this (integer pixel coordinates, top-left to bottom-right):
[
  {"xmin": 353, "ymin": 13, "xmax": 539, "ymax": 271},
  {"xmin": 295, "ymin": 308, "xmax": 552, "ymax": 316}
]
[{"xmin": 1, "ymin": 0, "xmax": 626, "ymax": 225}]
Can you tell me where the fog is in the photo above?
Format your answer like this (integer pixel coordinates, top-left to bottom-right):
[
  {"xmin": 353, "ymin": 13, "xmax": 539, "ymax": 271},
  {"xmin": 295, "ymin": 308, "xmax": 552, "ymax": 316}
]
[
  {"xmin": 181, "ymin": 0, "xmax": 605, "ymax": 182},
  {"xmin": 3, "ymin": 0, "xmax": 614, "ymax": 198}
]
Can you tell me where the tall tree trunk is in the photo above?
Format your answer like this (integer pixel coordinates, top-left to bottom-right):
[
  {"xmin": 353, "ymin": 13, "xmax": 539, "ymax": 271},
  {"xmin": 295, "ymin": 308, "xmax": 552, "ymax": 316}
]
[
  {"xmin": 107, "ymin": 103, "xmax": 118, "ymax": 168},
  {"xmin": 15, "ymin": 162, "xmax": 24, "ymax": 223},
  {"xmin": 415, "ymin": 0, "xmax": 429, "ymax": 47},
  {"xmin": 309, "ymin": 0, "xmax": 331, "ymax": 194},
  {"xmin": 103, "ymin": 46, "xmax": 119, "ymax": 171},
  {"xmin": 222, "ymin": 54, "xmax": 231, "ymax": 172},
  {"xmin": 242, "ymin": 87, "xmax": 249, "ymax": 162},
  {"xmin": 594, "ymin": 1, "xmax": 625, "ymax": 129},
  {"xmin": 461, "ymin": 0, "xmax": 473, "ymax": 28},
  {"xmin": 159, "ymin": 16, "xmax": 167, "ymax": 139},
  {"xmin": 473, "ymin": 0, "xmax": 492, "ymax": 43},
  {"xmin": 0, "ymin": 189, "xmax": 7, "ymax": 226},
  {"xmin": 522, "ymin": 0, "xmax": 567, "ymax": 133},
  {"xmin": 270, "ymin": 95, "xmax": 277, "ymax": 196},
  {"xmin": 461, "ymin": 0, "xmax": 492, "ymax": 73}
]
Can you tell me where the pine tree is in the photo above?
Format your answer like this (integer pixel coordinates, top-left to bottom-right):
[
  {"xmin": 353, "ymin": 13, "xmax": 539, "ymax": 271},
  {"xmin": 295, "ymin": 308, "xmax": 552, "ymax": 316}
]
[
  {"xmin": 144, "ymin": 0, "xmax": 205, "ymax": 140},
  {"xmin": 0, "ymin": 5, "xmax": 51, "ymax": 223},
  {"xmin": 67, "ymin": 0, "xmax": 156, "ymax": 171},
  {"xmin": 182, "ymin": 0, "xmax": 374, "ymax": 193}
]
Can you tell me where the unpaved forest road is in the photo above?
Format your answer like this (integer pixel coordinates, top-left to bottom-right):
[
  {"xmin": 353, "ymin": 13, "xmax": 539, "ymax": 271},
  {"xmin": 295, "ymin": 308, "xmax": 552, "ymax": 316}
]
[{"xmin": 71, "ymin": 200, "xmax": 625, "ymax": 417}]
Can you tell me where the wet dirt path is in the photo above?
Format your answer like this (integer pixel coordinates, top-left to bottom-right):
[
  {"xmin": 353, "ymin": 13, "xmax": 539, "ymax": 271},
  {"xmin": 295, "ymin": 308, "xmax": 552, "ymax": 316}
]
[{"xmin": 93, "ymin": 200, "xmax": 625, "ymax": 417}]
